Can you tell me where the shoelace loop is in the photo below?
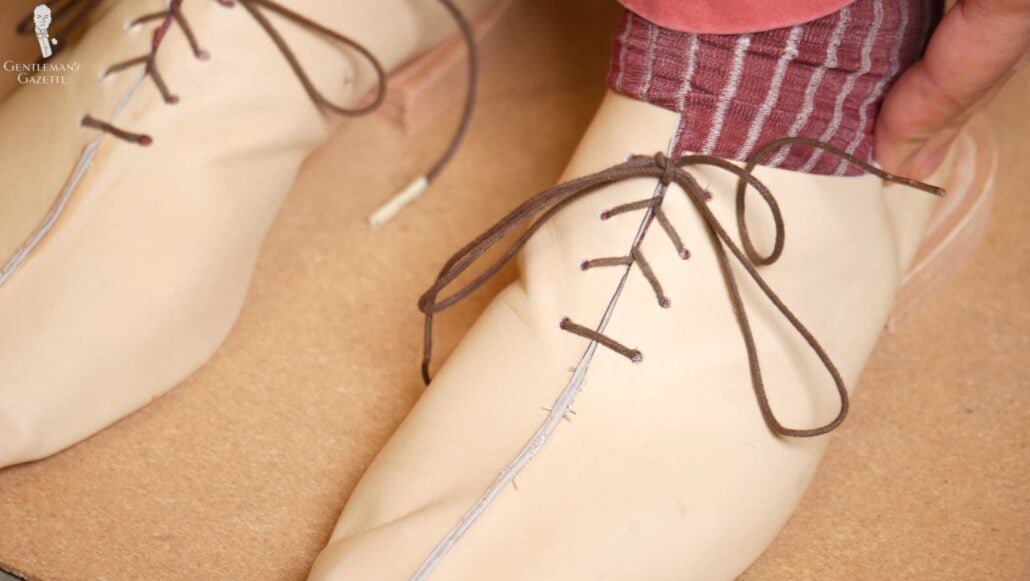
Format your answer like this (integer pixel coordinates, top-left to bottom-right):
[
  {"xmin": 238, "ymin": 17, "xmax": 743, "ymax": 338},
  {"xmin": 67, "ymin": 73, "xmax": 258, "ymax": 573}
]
[{"xmin": 418, "ymin": 137, "xmax": 944, "ymax": 438}]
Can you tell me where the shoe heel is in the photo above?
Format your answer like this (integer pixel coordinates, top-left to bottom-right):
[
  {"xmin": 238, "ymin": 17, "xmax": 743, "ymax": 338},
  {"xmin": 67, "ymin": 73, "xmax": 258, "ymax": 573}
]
[
  {"xmin": 888, "ymin": 113, "xmax": 998, "ymax": 327},
  {"xmin": 377, "ymin": 0, "xmax": 515, "ymax": 133}
]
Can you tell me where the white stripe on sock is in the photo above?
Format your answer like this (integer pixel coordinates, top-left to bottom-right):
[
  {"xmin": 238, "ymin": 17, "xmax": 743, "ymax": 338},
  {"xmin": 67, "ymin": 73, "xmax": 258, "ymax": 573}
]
[
  {"xmin": 737, "ymin": 25, "xmax": 802, "ymax": 160},
  {"xmin": 674, "ymin": 34, "xmax": 700, "ymax": 110},
  {"xmin": 769, "ymin": 7, "xmax": 852, "ymax": 167},
  {"xmin": 835, "ymin": 0, "xmax": 907, "ymax": 175},
  {"xmin": 701, "ymin": 34, "xmax": 751, "ymax": 154},
  {"xmin": 640, "ymin": 22, "xmax": 660, "ymax": 98},
  {"xmin": 801, "ymin": 0, "xmax": 885, "ymax": 173},
  {"xmin": 614, "ymin": 13, "xmax": 634, "ymax": 93}
]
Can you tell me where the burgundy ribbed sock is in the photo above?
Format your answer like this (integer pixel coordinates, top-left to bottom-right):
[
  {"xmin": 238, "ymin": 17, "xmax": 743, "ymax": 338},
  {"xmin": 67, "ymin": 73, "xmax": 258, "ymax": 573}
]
[{"xmin": 607, "ymin": 0, "xmax": 942, "ymax": 175}]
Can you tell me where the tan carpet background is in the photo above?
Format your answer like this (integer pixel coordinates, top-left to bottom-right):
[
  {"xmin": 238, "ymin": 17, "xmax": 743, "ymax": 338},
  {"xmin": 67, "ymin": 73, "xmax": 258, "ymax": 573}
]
[{"xmin": 0, "ymin": 1, "xmax": 1027, "ymax": 579}]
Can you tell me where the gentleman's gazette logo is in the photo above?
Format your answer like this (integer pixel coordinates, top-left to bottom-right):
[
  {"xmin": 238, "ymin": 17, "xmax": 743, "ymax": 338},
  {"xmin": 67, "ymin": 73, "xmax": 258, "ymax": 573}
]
[{"xmin": 2, "ymin": 3, "xmax": 79, "ymax": 85}]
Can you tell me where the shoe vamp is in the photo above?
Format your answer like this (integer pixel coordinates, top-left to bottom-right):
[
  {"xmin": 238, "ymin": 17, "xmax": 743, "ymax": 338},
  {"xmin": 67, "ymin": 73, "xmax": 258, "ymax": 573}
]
[
  {"xmin": 317, "ymin": 162, "xmax": 903, "ymax": 580},
  {"xmin": 425, "ymin": 164, "xmax": 901, "ymax": 579}
]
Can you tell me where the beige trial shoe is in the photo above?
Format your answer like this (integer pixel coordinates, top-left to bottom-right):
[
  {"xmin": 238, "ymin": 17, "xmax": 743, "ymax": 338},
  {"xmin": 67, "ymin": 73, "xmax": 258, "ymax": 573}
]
[
  {"xmin": 307, "ymin": 91, "xmax": 977, "ymax": 580},
  {"xmin": 0, "ymin": 0, "xmax": 489, "ymax": 468}
]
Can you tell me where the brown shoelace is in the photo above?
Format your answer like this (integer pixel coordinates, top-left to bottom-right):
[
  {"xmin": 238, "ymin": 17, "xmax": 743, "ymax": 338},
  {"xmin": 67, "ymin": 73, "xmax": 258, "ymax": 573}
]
[
  {"xmin": 417, "ymin": 137, "xmax": 944, "ymax": 438},
  {"xmin": 30, "ymin": 0, "xmax": 476, "ymax": 185}
]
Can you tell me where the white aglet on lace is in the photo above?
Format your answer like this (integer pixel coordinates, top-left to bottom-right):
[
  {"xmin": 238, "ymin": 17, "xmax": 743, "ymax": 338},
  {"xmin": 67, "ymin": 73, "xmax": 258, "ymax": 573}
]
[{"xmin": 368, "ymin": 175, "xmax": 430, "ymax": 229}]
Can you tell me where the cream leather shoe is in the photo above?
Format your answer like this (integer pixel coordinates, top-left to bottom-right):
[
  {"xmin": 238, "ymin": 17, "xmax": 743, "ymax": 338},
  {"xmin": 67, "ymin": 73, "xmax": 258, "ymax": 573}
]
[
  {"xmin": 308, "ymin": 92, "xmax": 982, "ymax": 580},
  {"xmin": 0, "ymin": 0, "xmax": 489, "ymax": 468}
]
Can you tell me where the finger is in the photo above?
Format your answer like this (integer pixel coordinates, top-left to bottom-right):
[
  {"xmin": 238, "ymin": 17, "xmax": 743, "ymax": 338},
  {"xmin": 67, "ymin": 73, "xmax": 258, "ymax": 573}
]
[{"xmin": 875, "ymin": 0, "xmax": 1030, "ymax": 178}]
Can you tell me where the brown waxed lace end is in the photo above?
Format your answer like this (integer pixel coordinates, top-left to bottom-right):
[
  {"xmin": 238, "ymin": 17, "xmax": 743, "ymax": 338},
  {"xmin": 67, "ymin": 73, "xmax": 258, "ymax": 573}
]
[
  {"xmin": 560, "ymin": 318, "xmax": 643, "ymax": 363},
  {"xmin": 368, "ymin": 0, "xmax": 479, "ymax": 226},
  {"xmin": 746, "ymin": 136, "xmax": 947, "ymax": 197},
  {"xmin": 581, "ymin": 257, "xmax": 633, "ymax": 270},
  {"xmin": 81, "ymin": 115, "xmax": 152, "ymax": 146}
]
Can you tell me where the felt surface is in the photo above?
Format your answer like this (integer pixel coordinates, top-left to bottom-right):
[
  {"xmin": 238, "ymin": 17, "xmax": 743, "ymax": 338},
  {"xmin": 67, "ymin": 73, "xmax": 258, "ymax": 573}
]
[{"xmin": 0, "ymin": 1, "xmax": 1027, "ymax": 579}]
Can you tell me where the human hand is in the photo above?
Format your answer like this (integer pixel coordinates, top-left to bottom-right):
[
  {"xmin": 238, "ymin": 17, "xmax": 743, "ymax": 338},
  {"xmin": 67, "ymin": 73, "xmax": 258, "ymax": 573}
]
[{"xmin": 875, "ymin": 0, "xmax": 1030, "ymax": 179}]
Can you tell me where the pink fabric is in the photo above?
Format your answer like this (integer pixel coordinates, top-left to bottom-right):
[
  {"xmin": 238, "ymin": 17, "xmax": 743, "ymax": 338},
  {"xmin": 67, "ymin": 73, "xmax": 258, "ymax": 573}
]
[
  {"xmin": 608, "ymin": 0, "xmax": 940, "ymax": 175},
  {"xmin": 618, "ymin": 0, "xmax": 857, "ymax": 34}
]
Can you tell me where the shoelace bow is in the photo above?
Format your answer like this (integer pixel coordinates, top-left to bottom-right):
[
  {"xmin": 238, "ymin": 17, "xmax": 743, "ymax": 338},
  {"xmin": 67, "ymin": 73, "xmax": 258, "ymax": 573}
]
[
  {"xmin": 21, "ymin": 0, "xmax": 476, "ymax": 190},
  {"xmin": 417, "ymin": 137, "xmax": 944, "ymax": 438}
]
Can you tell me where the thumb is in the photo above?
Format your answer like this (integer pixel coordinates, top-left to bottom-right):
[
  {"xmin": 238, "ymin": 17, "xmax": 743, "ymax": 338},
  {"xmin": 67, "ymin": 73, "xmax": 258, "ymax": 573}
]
[{"xmin": 875, "ymin": 0, "xmax": 1030, "ymax": 179}]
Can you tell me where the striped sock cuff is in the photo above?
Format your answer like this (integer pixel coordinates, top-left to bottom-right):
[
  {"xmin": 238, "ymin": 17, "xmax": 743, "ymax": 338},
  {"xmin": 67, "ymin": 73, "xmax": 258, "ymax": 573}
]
[{"xmin": 607, "ymin": 0, "xmax": 941, "ymax": 175}]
